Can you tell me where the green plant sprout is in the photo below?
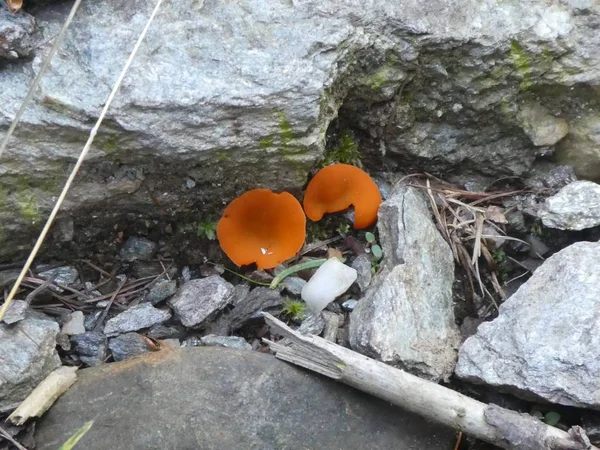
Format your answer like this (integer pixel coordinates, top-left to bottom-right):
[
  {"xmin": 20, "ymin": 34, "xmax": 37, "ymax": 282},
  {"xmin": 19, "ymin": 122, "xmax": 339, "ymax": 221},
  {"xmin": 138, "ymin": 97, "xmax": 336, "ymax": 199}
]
[
  {"xmin": 281, "ymin": 298, "xmax": 306, "ymax": 321},
  {"xmin": 197, "ymin": 221, "xmax": 217, "ymax": 240}
]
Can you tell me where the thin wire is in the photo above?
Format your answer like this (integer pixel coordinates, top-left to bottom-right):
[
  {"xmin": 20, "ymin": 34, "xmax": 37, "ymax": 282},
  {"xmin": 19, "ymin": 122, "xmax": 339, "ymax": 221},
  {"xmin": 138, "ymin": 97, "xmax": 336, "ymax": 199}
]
[
  {"xmin": 0, "ymin": 0, "xmax": 84, "ymax": 160},
  {"xmin": 0, "ymin": 0, "xmax": 165, "ymax": 322}
]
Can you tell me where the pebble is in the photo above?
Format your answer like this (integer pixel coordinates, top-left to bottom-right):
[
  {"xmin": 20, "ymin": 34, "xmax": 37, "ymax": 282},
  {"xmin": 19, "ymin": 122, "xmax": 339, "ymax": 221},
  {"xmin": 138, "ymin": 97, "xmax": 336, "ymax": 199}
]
[
  {"xmin": 147, "ymin": 324, "xmax": 185, "ymax": 340},
  {"xmin": 72, "ymin": 332, "xmax": 108, "ymax": 367},
  {"xmin": 297, "ymin": 311, "xmax": 326, "ymax": 335},
  {"xmin": 169, "ymin": 276, "xmax": 234, "ymax": 328},
  {"xmin": 38, "ymin": 266, "xmax": 79, "ymax": 286},
  {"xmin": 282, "ymin": 276, "xmax": 306, "ymax": 296},
  {"xmin": 119, "ymin": 237, "xmax": 157, "ymax": 262},
  {"xmin": 342, "ymin": 299, "xmax": 358, "ymax": 311},
  {"xmin": 351, "ymin": 254, "xmax": 372, "ymax": 292},
  {"xmin": 61, "ymin": 311, "xmax": 85, "ymax": 335},
  {"xmin": 200, "ymin": 335, "xmax": 252, "ymax": 351},
  {"xmin": 145, "ymin": 279, "xmax": 177, "ymax": 304},
  {"xmin": 323, "ymin": 312, "xmax": 342, "ymax": 342},
  {"xmin": 301, "ymin": 259, "xmax": 357, "ymax": 314},
  {"xmin": 108, "ymin": 333, "xmax": 154, "ymax": 362},
  {"xmin": 104, "ymin": 303, "xmax": 172, "ymax": 337},
  {"xmin": 2, "ymin": 299, "xmax": 28, "ymax": 324}
]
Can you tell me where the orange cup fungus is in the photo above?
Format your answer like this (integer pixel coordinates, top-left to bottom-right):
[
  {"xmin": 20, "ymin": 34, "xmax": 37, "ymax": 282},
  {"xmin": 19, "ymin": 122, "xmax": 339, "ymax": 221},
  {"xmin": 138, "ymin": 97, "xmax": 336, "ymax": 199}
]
[
  {"xmin": 303, "ymin": 163, "xmax": 382, "ymax": 229},
  {"xmin": 217, "ymin": 189, "xmax": 306, "ymax": 269}
]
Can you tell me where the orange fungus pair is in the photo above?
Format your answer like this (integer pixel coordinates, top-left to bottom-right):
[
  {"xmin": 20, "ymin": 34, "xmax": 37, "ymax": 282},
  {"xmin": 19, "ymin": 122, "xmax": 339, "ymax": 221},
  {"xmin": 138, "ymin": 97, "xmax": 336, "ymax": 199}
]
[
  {"xmin": 217, "ymin": 189, "xmax": 306, "ymax": 269},
  {"xmin": 217, "ymin": 164, "xmax": 381, "ymax": 268},
  {"xmin": 303, "ymin": 163, "xmax": 382, "ymax": 229}
]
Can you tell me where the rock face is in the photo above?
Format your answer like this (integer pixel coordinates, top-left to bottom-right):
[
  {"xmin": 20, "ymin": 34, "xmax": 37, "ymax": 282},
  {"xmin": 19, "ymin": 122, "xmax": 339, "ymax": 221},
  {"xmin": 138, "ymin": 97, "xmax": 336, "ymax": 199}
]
[
  {"xmin": 455, "ymin": 242, "xmax": 600, "ymax": 409},
  {"xmin": 2, "ymin": 1, "xmax": 600, "ymax": 261},
  {"xmin": 35, "ymin": 348, "xmax": 455, "ymax": 449},
  {"xmin": 349, "ymin": 186, "xmax": 459, "ymax": 382},
  {"xmin": 539, "ymin": 180, "xmax": 600, "ymax": 230},
  {"xmin": 0, "ymin": 317, "xmax": 61, "ymax": 409}
]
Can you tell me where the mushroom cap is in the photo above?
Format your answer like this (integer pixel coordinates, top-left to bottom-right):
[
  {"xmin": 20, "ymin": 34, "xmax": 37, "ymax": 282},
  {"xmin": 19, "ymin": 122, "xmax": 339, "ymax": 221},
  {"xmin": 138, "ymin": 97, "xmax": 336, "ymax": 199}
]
[
  {"xmin": 217, "ymin": 189, "xmax": 306, "ymax": 269},
  {"xmin": 303, "ymin": 164, "xmax": 382, "ymax": 229}
]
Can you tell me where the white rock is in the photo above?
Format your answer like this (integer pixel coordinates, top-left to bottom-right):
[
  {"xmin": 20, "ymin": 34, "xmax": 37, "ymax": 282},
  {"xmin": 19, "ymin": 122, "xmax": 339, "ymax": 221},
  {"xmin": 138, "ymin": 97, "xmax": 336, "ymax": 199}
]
[
  {"xmin": 301, "ymin": 259, "xmax": 357, "ymax": 314},
  {"xmin": 61, "ymin": 311, "xmax": 85, "ymax": 335},
  {"xmin": 539, "ymin": 180, "xmax": 600, "ymax": 230}
]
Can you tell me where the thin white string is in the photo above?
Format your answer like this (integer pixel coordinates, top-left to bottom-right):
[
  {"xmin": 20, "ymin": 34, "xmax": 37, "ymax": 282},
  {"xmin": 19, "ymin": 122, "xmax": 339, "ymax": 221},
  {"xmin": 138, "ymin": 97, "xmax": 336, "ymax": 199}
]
[
  {"xmin": 0, "ymin": 0, "xmax": 165, "ymax": 322},
  {"xmin": 0, "ymin": 0, "xmax": 84, "ymax": 160}
]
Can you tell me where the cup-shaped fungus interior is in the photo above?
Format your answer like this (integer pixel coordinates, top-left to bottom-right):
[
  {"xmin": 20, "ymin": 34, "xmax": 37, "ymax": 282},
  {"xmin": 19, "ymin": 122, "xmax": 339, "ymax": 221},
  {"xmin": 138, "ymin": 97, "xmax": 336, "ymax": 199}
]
[
  {"xmin": 303, "ymin": 163, "xmax": 382, "ymax": 229},
  {"xmin": 217, "ymin": 189, "xmax": 306, "ymax": 269}
]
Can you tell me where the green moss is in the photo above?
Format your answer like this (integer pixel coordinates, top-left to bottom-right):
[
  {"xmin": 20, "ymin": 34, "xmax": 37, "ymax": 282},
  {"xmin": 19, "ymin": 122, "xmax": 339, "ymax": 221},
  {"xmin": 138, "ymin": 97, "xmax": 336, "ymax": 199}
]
[
  {"xmin": 259, "ymin": 136, "xmax": 274, "ymax": 149},
  {"xmin": 322, "ymin": 131, "xmax": 361, "ymax": 167},
  {"xmin": 17, "ymin": 193, "xmax": 41, "ymax": 224},
  {"xmin": 307, "ymin": 221, "xmax": 329, "ymax": 242},
  {"xmin": 216, "ymin": 151, "xmax": 231, "ymax": 162},
  {"xmin": 277, "ymin": 112, "xmax": 295, "ymax": 146},
  {"xmin": 510, "ymin": 40, "xmax": 533, "ymax": 90},
  {"xmin": 96, "ymin": 134, "xmax": 120, "ymax": 156}
]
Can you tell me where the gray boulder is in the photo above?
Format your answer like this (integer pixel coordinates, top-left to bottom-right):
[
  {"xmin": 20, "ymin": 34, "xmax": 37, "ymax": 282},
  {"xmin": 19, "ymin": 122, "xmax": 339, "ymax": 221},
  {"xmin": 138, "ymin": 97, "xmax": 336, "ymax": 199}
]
[
  {"xmin": 35, "ymin": 348, "xmax": 455, "ymax": 449},
  {"xmin": 455, "ymin": 241, "xmax": 600, "ymax": 409},
  {"xmin": 350, "ymin": 186, "xmax": 459, "ymax": 382},
  {"xmin": 169, "ymin": 276, "xmax": 234, "ymax": 328},
  {"xmin": 0, "ymin": 317, "xmax": 61, "ymax": 409},
  {"xmin": 2, "ymin": 0, "xmax": 600, "ymax": 261},
  {"xmin": 539, "ymin": 180, "xmax": 600, "ymax": 230}
]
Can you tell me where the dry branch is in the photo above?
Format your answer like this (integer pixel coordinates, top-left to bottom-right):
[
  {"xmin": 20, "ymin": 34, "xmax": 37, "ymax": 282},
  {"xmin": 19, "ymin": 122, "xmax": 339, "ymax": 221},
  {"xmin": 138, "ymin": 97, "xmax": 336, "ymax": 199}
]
[
  {"xmin": 8, "ymin": 366, "xmax": 78, "ymax": 426},
  {"xmin": 263, "ymin": 313, "xmax": 596, "ymax": 450}
]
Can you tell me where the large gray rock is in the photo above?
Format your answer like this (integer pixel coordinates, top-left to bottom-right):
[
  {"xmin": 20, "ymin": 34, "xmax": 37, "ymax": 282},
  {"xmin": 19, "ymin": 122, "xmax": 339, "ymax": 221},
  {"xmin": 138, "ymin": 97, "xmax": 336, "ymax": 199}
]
[
  {"xmin": 455, "ymin": 241, "xmax": 600, "ymax": 409},
  {"xmin": 2, "ymin": 0, "xmax": 600, "ymax": 261},
  {"xmin": 104, "ymin": 302, "xmax": 172, "ymax": 337},
  {"xmin": 35, "ymin": 348, "xmax": 455, "ymax": 449},
  {"xmin": 169, "ymin": 276, "xmax": 234, "ymax": 328},
  {"xmin": 350, "ymin": 186, "xmax": 460, "ymax": 382},
  {"xmin": 0, "ymin": 317, "xmax": 61, "ymax": 409},
  {"xmin": 539, "ymin": 180, "xmax": 600, "ymax": 230}
]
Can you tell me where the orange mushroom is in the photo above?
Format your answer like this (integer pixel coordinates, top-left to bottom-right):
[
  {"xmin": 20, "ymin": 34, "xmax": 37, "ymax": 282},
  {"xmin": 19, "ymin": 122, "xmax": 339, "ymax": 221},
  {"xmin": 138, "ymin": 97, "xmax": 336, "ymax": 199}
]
[
  {"xmin": 217, "ymin": 189, "xmax": 306, "ymax": 269},
  {"xmin": 303, "ymin": 163, "xmax": 382, "ymax": 229}
]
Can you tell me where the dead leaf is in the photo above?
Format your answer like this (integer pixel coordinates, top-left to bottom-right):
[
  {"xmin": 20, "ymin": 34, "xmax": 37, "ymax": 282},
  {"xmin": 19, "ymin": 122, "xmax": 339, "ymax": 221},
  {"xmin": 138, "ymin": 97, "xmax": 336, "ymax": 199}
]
[
  {"xmin": 6, "ymin": 0, "xmax": 23, "ymax": 13},
  {"xmin": 485, "ymin": 205, "xmax": 508, "ymax": 224}
]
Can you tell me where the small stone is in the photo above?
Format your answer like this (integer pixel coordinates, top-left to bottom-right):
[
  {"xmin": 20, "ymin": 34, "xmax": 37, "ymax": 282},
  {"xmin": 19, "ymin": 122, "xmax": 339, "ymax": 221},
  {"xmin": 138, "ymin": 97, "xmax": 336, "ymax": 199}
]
[
  {"xmin": 214, "ymin": 286, "xmax": 282, "ymax": 332},
  {"xmin": 72, "ymin": 332, "xmax": 108, "ymax": 367},
  {"xmin": 108, "ymin": 333, "xmax": 154, "ymax": 362},
  {"xmin": 351, "ymin": 254, "xmax": 372, "ymax": 292},
  {"xmin": 200, "ymin": 335, "xmax": 252, "ymax": 351},
  {"xmin": 2, "ymin": 300, "xmax": 28, "ymax": 324},
  {"xmin": 323, "ymin": 312, "xmax": 342, "ymax": 342},
  {"xmin": 0, "ymin": 318, "xmax": 61, "ymax": 409},
  {"xmin": 104, "ymin": 303, "xmax": 172, "ymax": 337},
  {"xmin": 146, "ymin": 279, "xmax": 177, "ymax": 304},
  {"xmin": 518, "ymin": 102, "xmax": 569, "ymax": 147},
  {"xmin": 297, "ymin": 311, "xmax": 326, "ymax": 336},
  {"xmin": 342, "ymin": 299, "xmax": 358, "ymax": 311},
  {"xmin": 301, "ymin": 259, "xmax": 357, "ymax": 314},
  {"xmin": 61, "ymin": 311, "xmax": 85, "ymax": 336},
  {"xmin": 85, "ymin": 311, "xmax": 103, "ymax": 331},
  {"xmin": 185, "ymin": 179, "xmax": 196, "ymax": 189},
  {"xmin": 38, "ymin": 266, "xmax": 79, "ymax": 286},
  {"xmin": 539, "ymin": 181, "xmax": 600, "ymax": 230},
  {"xmin": 56, "ymin": 333, "xmax": 71, "ymax": 351},
  {"xmin": 147, "ymin": 324, "xmax": 185, "ymax": 340},
  {"xmin": 282, "ymin": 276, "xmax": 306, "ymax": 296},
  {"xmin": 119, "ymin": 237, "xmax": 157, "ymax": 262},
  {"xmin": 169, "ymin": 276, "xmax": 235, "ymax": 328},
  {"xmin": 526, "ymin": 234, "xmax": 550, "ymax": 258}
]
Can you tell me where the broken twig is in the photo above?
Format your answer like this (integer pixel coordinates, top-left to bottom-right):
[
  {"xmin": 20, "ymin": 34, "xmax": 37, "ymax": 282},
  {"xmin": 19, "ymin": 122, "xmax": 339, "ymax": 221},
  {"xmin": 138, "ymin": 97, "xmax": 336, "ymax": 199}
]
[{"xmin": 262, "ymin": 313, "xmax": 596, "ymax": 450}]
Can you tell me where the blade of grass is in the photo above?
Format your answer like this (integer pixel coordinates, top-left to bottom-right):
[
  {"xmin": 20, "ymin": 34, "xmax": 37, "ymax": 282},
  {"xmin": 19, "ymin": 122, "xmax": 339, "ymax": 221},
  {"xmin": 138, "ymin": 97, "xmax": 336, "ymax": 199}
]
[{"xmin": 57, "ymin": 421, "xmax": 94, "ymax": 450}]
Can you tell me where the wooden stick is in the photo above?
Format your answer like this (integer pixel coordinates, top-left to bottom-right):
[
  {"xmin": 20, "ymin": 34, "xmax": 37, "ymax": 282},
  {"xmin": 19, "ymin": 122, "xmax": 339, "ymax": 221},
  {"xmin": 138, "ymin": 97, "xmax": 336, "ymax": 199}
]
[
  {"xmin": 262, "ymin": 313, "xmax": 596, "ymax": 450},
  {"xmin": 8, "ymin": 366, "xmax": 78, "ymax": 425}
]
